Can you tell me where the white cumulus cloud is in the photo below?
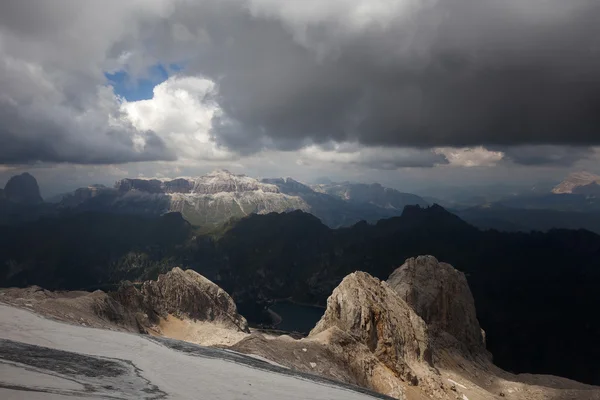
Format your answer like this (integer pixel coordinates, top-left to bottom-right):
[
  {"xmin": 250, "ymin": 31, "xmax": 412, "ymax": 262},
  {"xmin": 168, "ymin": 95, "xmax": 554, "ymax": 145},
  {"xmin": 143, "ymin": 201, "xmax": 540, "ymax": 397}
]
[
  {"xmin": 122, "ymin": 76, "xmax": 235, "ymax": 162},
  {"xmin": 434, "ymin": 147, "xmax": 504, "ymax": 167}
]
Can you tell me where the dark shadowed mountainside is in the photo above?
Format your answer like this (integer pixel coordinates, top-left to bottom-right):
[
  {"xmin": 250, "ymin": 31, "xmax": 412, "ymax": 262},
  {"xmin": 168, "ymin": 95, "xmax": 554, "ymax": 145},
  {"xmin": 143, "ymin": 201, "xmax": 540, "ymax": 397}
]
[
  {"xmin": 1, "ymin": 206, "xmax": 600, "ymax": 385},
  {"xmin": 312, "ymin": 181, "xmax": 429, "ymax": 210},
  {"xmin": 456, "ymin": 206, "xmax": 600, "ymax": 234},
  {"xmin": 3, "ymin": 172, "xmax": 43, "ymax": 204}
]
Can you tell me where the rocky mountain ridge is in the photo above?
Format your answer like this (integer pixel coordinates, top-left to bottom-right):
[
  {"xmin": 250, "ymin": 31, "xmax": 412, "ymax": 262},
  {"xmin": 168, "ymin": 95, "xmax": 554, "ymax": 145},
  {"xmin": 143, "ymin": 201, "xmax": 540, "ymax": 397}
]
[
  {"xmin": 0, "ymin": 267, "xmax": 249, "ymax": 336},
  {"xmin": 113, "ymin": 267, "xmax": 249, "ymax": 333},
  {"xmin": 309, "ymin": 271, "xmax": 440, "ymax": 397},
  {"xmin": 3, "ymin": 260, "xmax": 600, "ymax": 400},
  {"xmin": 60, "ymin": 169, "xmax": 427, "ymax": 228},
  {"xmin": 8, "ymin": 170, "xmax": 600, "ymax": 232},
  {"xmin": 115, "ymin": 169, "xmax": 281, "ymax": 195},
  {"xmin": 3, "ymin": 204, "xmax": 600, "ymax": 385},
  {"xmin": 388, "ymin": 256, "xmax": 488, "ymax": 356}
]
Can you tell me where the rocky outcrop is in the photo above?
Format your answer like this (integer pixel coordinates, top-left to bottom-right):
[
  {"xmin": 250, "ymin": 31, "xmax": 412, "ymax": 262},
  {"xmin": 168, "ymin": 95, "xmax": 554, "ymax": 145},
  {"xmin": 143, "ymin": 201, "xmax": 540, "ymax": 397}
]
[
  {"xmin": 387, "ymin": 256, "xmax": 486, "ymax": 354},
  {"xmin": 309, "ymin": 271, "xmax": 440, "ymax": 393},
  {"xmin": 6, "ymin": 263, "xmax": 600, "ymax": 400},
  {"xmin": 232, "ymin": 260, "xmax": 600, "ymax": 400},
  {"xmin": 1, "ymin": 268, "xmax": 249, "ymax": 335},
  {"xmin": 3, "ymin": 172, "xmax": 43, "ymax": 204},
  {"xmin": 229, "ymin": 271, "xmax": 445, "ymax": 399},
  {"xmin": 0, "ymin": 286, "xmax": 142, "ymax": 332},
  {"xmin": 231, "ymin": 327, "xmax": 409, "ymax": 399},
  {"xmin": 113, "ymin": 268, "xmax": 249, "ymax": 333}
]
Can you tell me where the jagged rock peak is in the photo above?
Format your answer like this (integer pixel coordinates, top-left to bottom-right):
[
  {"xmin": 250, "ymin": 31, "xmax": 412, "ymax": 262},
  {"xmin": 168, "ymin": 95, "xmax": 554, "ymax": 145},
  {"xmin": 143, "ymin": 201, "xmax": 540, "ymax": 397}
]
[
  {"xmin": 114, "ymin": 170, "xmax": 280, "ymax": 195},
  {"xmin": 192, "ymin": 169, "xmax": 279, "ymax": 194},
  {"xmin": 4, "ymin": 172, "xmax": 43, "ymax": 204},
  {"xmin": 309, "ymin": 271, "xmax": 434, "ymax": 386},
  {"xmin": 398, "ymin": 204, "xmax": 472, "ymax": 230},
  {"xmin": 113, "ymin": 267, "xmax": 249, "ymax": 333},
  {"xmin": 387, "ymin": 256, "xmax": 486, "ymax": 354}
]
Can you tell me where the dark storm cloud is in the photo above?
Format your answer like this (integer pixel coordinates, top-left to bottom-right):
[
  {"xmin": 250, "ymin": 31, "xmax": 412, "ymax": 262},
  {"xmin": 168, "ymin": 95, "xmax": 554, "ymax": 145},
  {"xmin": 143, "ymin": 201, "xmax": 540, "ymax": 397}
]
[
  {"xmin": 0, "ymin": 99, "xmax": 175, "ymax": 164},
  {"xmin": 359, "ymin": 151, "xmax": 449, "ymax": 170},
  {"xmin": 0, "ymin": 0, "xmax": 177, "ymax": 165},
  {"xmin": 162, "ymin": 0, "xmax": 600, "ymax": 151},
  {"xmin": 299, "ymin": 144, "xmax": 448, "ymax": 169},
  {"xmin": 2, "ymin": 0, "xmax": 600, "ymax": 167},
  {"xmin": 499, "ymin": 146, "xmax": 595, "ymax": 167}
]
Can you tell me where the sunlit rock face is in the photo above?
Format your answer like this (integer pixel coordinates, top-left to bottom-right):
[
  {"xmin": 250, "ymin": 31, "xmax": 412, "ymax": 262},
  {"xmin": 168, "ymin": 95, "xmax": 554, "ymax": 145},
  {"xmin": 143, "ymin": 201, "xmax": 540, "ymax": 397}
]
[
  {"xmin": 387, "ymin": 256, "xmax": 486, "ymax": 354},
  {"xmin": 113, "ymin": 267, "xmax": 249, "ymax": 333}
]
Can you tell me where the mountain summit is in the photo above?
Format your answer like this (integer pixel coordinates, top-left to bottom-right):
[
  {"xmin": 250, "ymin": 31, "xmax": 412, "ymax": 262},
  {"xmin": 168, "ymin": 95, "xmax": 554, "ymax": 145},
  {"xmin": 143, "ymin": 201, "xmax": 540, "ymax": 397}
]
[
  {"xmin": 552, "ymin": 171, "xmax": 600, "ymax": 194},
  {"xmin": 115, "ymin": 170, "xmax": 281, "ymax": 195},
  {"xmin": 388, "ymin": 256, "xmax": 487, "ymax": 355},
  {"xmin": 3, "ymin": 172, "xmax": 43, "ymax": 204}
]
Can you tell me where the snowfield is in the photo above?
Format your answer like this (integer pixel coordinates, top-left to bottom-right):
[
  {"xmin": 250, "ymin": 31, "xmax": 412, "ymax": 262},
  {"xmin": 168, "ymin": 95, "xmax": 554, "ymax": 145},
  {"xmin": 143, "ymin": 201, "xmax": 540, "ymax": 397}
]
[{"xmin": 0, "ymin": 304, "xmax": 390, "ymax": 400}]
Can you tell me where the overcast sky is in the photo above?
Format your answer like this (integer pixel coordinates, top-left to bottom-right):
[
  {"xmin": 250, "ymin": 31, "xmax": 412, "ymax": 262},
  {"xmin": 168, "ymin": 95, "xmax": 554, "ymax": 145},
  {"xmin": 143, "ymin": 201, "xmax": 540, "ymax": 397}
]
[{"xmin": 1, "ymin": 0, "xmax": 600, "ymax": 196}]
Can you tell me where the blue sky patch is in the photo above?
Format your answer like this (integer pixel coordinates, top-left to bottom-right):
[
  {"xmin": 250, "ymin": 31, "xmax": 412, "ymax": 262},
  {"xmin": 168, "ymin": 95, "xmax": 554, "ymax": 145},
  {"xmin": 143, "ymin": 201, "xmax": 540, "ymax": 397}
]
[{"xmin": 106, "ymin": 63, "xmax": 184, "ymax": 102}]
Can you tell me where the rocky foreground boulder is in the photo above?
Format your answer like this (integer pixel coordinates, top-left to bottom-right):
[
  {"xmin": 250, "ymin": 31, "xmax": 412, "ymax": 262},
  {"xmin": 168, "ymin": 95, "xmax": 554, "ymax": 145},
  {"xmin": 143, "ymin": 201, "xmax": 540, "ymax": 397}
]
[
  {"xmin": 0, "ymin": 267, "xmax": 249, "ymax": 335},
  {"xmin": 308, "ymin": 271, "xmax": 445, "ymax": 398},
  {"xmin": 0, "ymin": 286, "xmax": 142, "ymax": 332},
  {"xmin": 112, "ymin": 267, "xmax": 249, "ymax": 333},
  {"xmin": 310, "ymin": 272, "xmax": 432, "ymax": 374},
  {"xmin": 387, "ymin": 255, "xmax": 486, "ymax": 355},
  {"xmin": 4, "ymin": 261, "xmax": 600, "ymax": 400}
]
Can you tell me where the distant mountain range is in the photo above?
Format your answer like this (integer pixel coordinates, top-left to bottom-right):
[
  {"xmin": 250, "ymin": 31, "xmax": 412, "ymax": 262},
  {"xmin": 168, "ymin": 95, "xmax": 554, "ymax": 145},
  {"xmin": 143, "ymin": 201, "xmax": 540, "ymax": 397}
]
[
  {"xmin": 312, "ymin": 181, "xmax": 428, "ymax": 209},
  {"xmin": 456, "ymin": 206, "xmax": 600, "ymax": 234},
  {"xmin": 4, "ymin": 169, "xmax": 600, "ymax": 234},
  {"xmin": 12, "ymin": 169, "xmax": 427, "ymax": 229},
  {"xmin": 450, "ymin": 171, "xmax": 600, "ymax": 234}
]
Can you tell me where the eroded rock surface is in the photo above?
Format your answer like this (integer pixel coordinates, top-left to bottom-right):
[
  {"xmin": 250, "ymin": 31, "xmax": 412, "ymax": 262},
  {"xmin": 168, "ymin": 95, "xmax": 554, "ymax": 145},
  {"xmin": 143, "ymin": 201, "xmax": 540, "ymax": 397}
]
[
  {"xmin": 231, "ymin": 327, "xmax": 409, "ymax": 399},
  {"xmin": 387, "ymin": 256, "xmax": 486, "ymax": 354},
  {"xmin": 4, "ymin": 262, "xmax": 600, "ymax": 400},
  {"xmin": 0, "ymin": 268, "xmax": 249, "ymax": 336},
  {"xmin": 308, "ymin": 271, "xmax": 445, "ymax": 398},
  {"xmin": 113, "ymin": 268, "xmax": 249, "ymax": 333},
  {"xmin": 0, "ymin": 286, "xmax": 141, "ymax": 332}
]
